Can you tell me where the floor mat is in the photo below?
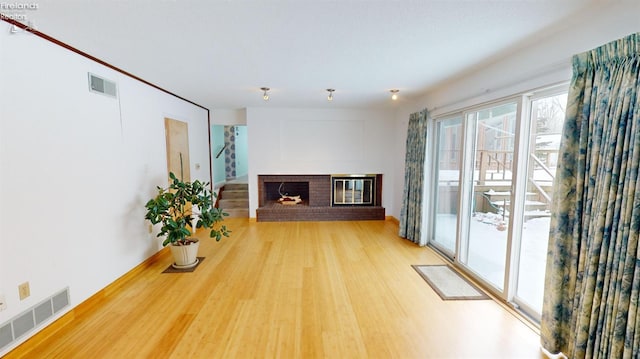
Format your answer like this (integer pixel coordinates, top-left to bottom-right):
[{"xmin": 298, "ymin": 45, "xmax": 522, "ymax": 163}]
[{"xmin": 412, "ymin": 264, "xmax": 489, "ymax": 300}]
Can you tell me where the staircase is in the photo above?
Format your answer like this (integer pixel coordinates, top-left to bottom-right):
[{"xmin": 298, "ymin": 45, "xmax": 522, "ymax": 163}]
[
  {"xmin": 482, "ymin": 190, "xmax": 550, "ymax": 220},
  {"xmin": 218, "ymin": 182, "xmax": 249, "ymax": 218}
]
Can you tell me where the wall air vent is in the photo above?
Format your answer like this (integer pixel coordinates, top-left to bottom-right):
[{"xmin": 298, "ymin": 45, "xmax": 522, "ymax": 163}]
[
  {"xmin": 0, "ymin": 287, "xmax": 70, "ymax": 354},
  {"xmin": 88, "ymin": 73, "xmax": 118, "ymax": 98}
]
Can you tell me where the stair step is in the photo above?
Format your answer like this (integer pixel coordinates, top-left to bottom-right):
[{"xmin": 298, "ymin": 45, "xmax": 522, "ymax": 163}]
[
  {"xmin": 218, "ymin": 183, "xmax": 249, "ymax": 218},
  {"xmin": 219, "ymin": 198, "xmax": 249, "ymax": 208},
  {"xmin": 221, "ymin": 190, "xmax": 248, "ymax": 199},
  {"xmin": 491, "ymin": 200, "xmax": 547, "ymax": 207},
  {"xmin": 224, "ymin": 183, "xmax": 248, "ymax": 191}
]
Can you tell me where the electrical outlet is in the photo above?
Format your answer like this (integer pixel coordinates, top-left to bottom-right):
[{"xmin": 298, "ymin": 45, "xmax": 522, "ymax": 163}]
[
  {"xmin": 18, "ymin": 282, "xmax": 30, "ymax": 300},
  {"xmin": 148, "ymin": 223, "xmax": 153, "ymax": 233},
  {"xmin": 0, "ymin": 294, "xmax": 6, "ymax": 311}
]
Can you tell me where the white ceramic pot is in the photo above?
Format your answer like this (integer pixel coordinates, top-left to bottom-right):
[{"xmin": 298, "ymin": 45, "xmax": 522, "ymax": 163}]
[{"xmin": 169, "ymin": 239, "xmax": 200, "ymax": 269}]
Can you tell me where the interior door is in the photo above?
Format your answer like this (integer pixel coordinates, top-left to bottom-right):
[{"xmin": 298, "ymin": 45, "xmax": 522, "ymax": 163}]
[{"xmin": 164, "ymin": 118, "xmax": 190, "ymax": 182}]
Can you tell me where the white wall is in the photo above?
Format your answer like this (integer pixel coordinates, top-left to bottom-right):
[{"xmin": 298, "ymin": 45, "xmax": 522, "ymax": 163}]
[
  {"xmin": 246, "ymin": 107, "xmax": 396, "ymax": 217},
  {"xmin": 0, "ymin": 24, "xmax": 210, "ymax": 355},
  {"xmin": 391, "ymin": 0, "xmax": 640, "ymax": 224},
  {"xmin": 212, "ymin": 108, "xmax": 246, "ymax": 126},
  {"xmin": 391, "ymin": 109, "xmax": 411, "ymax": 221}
]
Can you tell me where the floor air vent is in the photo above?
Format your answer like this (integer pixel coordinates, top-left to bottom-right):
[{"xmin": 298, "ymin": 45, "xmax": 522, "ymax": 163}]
[
  {"xmin": 0, "ymin": 287, "xmax": 70, "ymax": 353},
  {"xmin": 88, "ymin": 73, "xmax": 118, "ymax": 98}
]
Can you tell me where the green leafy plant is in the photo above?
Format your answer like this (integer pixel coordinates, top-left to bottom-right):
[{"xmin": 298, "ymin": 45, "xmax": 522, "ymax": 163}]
[{"xmin": 145, "ymin": 172, "xmax": 230, "ymax": 246}]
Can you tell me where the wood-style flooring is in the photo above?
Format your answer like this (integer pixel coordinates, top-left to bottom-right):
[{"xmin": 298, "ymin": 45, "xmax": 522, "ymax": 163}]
[{"xmin": 7, "ymin": 219, "xmax": 544, "ymax": 358}]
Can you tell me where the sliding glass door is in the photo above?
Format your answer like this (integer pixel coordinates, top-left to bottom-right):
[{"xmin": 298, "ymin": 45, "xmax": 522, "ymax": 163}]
[
  {"xmin": 459, "ymin": 102, "xmax": 517, "ymax": 290},
  {"xmin": 427, "ymin": 87, "xmax": 567, "ymax": 321},
  {"xmin": 512, "ymin": 93, "xmax": 566, "ymax": 317},
  {"xmin": 431, "ymin": 117, "xmax": 463, "ymax": 257}
]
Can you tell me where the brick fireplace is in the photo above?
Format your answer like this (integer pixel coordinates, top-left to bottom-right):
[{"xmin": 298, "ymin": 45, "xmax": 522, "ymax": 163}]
[{"xmin": 257, "ymin": 174, "xmax": 384, "ymax": 222}]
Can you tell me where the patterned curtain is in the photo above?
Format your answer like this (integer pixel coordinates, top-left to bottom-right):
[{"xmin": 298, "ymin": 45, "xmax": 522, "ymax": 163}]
[
  {"xmin": 399, "ymin": 109, "xmax": 428, "ymax": 246},
  {"xmin": 541, "ymin": 33, "xmax": 640, "ymax": 359}
]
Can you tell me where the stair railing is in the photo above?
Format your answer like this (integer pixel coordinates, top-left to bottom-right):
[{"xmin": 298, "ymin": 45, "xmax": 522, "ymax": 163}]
[
  {"xmin": 528, "ymin": 153, "xmax": 555, "ymax": 204},
  {"xmin": 477, "ymin": 150, "xmax": 512, "ymax": 183}
]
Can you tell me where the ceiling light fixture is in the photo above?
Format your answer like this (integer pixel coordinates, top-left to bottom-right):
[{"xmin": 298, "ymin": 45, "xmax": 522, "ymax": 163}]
[
  {"xmin": 390, "ymin": 89, "xmax": 399, "ymax": 101},
  {"xmin": 261, "ymin": 87, "xmax": 270, "ymax": 101},
  {"xmin": 327, "ymin": 88, "xmax": 335, "ymax": 101}
]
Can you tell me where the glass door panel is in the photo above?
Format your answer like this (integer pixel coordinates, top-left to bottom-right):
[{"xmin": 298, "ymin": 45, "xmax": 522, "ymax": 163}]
[
  {"xmin": 461, "ymin": 103, "xmax": 517, "ymax": 290},
  {"xmin": 431, "ymin": 118, "xmax": 462, "ymax": 256},
  {"xmin": 514, "ymin": 93, "xmax": 567, "ymax": 315}
]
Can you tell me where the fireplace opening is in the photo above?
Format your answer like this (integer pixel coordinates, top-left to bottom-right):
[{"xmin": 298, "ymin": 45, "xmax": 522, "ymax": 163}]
[
  {"xmin": 264, "ymin": 181, "xmax": 309, "ymax": 204},
  {"xmin": 331, "ymin": 175, "xmax": 376, "ymax": 206}
]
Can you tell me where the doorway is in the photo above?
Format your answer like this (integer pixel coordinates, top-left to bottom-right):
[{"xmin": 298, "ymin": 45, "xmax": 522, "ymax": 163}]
[{"xmin": 211, "ymin": 125, "xmax": 248, "ymax": 186}]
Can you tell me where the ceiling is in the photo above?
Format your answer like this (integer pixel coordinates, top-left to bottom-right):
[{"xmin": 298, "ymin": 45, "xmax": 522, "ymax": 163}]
[{"xmin": 7, "ymin": 0, "xmax": 599, "ymax": 110}]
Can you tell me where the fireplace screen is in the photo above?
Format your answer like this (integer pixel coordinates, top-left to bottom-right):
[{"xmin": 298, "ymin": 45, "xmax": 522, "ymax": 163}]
[{"xmin": 332, "ymin": 175, "xmax": 375, "ymax": 206}]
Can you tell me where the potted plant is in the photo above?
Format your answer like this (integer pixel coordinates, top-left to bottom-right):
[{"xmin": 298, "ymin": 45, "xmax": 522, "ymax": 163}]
[{"xmin": 144, "ymin": 172, "xmax": 230, "ymax": 268}]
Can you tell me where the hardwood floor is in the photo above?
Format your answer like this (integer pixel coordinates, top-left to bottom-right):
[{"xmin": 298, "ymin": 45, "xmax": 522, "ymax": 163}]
[{"xmin": 7, "ymin": 219, "xmax": 544, "ymax": 358}]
